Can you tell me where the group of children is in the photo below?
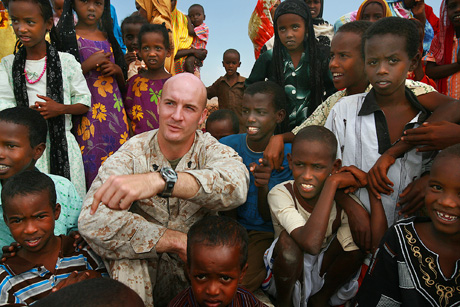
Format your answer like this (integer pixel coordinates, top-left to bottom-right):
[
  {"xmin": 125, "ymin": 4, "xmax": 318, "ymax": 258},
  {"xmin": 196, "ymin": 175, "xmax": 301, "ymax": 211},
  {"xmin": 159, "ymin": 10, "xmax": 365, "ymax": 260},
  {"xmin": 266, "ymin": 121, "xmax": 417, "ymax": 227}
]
[{"xmin": 0, "ymin": 0, "xmax": 459, "ymax": 306}]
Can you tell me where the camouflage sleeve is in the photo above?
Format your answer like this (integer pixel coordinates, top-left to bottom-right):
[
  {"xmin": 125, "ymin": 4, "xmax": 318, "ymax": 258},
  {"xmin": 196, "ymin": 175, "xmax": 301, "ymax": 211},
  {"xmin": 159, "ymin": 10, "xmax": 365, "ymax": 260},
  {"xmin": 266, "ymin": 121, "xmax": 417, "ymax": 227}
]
[
  {"xmin": 184, "ymin": 136, "xmax": 249, "ymax": 211},
  {"xmin": 78, "ymin": 141, "xmax": 167, "ymax": 260}
]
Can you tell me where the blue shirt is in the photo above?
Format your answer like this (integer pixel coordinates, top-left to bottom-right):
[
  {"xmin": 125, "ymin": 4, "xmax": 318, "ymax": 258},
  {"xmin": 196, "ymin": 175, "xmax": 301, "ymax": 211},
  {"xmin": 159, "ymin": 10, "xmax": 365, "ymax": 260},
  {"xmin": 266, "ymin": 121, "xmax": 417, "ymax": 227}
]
[
  {"xmin": 111, "ymin": 5, "xmax": 126, "ymax": 53},
  {"xmin": 220, "ymin": 134, "xmax": 292, "ymax": 232}
]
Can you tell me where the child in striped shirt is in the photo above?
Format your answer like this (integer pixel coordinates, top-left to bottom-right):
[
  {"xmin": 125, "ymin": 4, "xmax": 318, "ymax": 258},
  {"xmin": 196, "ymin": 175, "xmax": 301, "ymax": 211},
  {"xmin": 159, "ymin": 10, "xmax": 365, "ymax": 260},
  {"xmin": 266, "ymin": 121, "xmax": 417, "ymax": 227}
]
[
  {"xmin": 185, "ymin": 4, "xmax": 209, "ymax": 76},
  {"xmin": 0, "ymin": 171, "xmax": 107, "ymax": 306}
]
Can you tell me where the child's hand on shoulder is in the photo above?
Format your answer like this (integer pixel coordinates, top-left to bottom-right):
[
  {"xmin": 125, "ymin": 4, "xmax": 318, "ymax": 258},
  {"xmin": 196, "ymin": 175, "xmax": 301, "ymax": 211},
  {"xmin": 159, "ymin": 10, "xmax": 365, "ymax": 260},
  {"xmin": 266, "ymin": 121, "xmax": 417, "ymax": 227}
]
[
  {"xmin": 331, "ymin": 166, "xmax": 368, "ymax": 192},
  {"xmin": 31, "ymin": 95, "xmax": 65, "ymax": 119},
  {"xmin": 51, "ymin": 270, "xmax": 102, "ymax": 292},
  {"xmin": 1, "ymin": 242, "xmax": 21, "ymax": 263},
  {"xmin": 249, "ymin": 158, "xmax": 272, "ymax": 187}
]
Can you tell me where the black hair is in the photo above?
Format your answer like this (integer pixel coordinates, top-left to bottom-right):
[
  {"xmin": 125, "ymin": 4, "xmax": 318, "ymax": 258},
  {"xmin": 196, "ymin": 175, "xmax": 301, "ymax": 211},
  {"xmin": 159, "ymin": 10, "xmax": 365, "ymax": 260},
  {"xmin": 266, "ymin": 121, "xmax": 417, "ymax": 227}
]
[
  {"xmin": 244, "ymin": 80, "xmax": 288, "ymax": 134},
  {"xmin": 337, "ymin": 20, "xmax": 372, "ymax": 36},
  {"xmin": 0, "ymin": 107, "xmax": 47, "ymax": 147},
  {"xmin": 33, "ymin": 278, "xmax": 145, "ymax": 307},
  {"xmin": 188, "ymin": 3, "xmax": 204, "ymax": 13},
  {"xmin": 7, "ymin": 0, "xmax": 59, "ymax": 49},
  {"xmin": 138, "ymin": 23, "xmax": 171, "ymax": 51},
  {"xmin": 362, "ymin": 17, "xmax": 420, "ymax": 60},
  {"xmin": 223, "ymin": 48, "xmax": 240, "ymax": 60},
  {"xmin": 56, "ymin": 0, "xmax": 127, "ymax": 79},
  {"xmin": 206, "ymin": 109, "xmax": 239, "ymax": 135},
  {"xmin": 120, "ymin": 12, "xmax": 148, "ymax": 35},
  {"xmin": 1, "ymin": 170, "xmax": 57, "ymax": 213},
  {"xmin": 293, "ymin": 126, "xmax": 337, "ymax": 160},
  {"xmin": 272, "ymin": 0, "xmax": 330, "ymax": 118},
  {"xmin": 187, "ymin": 216, "xmax": 248, "ymax": 270},
  {"xmin": 435, "ymin": 143, "xmax": 460, "ymax": 162}
]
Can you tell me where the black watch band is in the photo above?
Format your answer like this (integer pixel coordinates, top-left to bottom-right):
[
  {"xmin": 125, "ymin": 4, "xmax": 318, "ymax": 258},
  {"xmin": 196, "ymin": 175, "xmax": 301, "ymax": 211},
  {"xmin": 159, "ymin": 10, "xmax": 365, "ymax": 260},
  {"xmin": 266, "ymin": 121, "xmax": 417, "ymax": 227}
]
[{"xmin": 159, "ymin": 167, "xmax": 177, "ymax": 198}]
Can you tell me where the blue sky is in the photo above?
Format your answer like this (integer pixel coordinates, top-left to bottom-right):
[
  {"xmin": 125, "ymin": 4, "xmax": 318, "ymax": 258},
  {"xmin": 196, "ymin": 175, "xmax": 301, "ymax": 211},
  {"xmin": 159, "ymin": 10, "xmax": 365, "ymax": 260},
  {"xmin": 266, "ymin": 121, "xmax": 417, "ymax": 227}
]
[{"xmin": 112, "ymin": 0, "xmax": 442, "ymax": 87}]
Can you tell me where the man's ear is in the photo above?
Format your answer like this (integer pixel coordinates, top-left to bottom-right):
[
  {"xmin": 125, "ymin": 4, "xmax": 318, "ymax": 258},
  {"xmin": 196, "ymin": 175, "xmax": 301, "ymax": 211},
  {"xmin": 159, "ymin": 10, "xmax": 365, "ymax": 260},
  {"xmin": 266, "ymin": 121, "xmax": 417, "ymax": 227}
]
[
  {"xmin": 238, "ymin": 263, "xmax": 249, "ymax": 284},
  {"xmin": 198, "ymin": 108, "xmax": 208, "ymax": 127},
  {"xmin": 32, "ymin": 143, "xmax": 46, "ymax": 161},
  {"xmin": 237, "ymin": 62, "xmax": 241, "ymax": 68}
]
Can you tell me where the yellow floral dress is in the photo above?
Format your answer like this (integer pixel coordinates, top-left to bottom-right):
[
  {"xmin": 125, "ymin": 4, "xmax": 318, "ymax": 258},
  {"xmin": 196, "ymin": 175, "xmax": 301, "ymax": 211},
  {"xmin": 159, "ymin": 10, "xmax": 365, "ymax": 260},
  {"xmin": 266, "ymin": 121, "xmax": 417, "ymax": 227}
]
[
  {"xmin": 124, "ymin": 74, "xmax": 169, "ymax": 135},
  {"xmin": 74, "ymin": 36, "xmax": 129, "ymax": 190}
]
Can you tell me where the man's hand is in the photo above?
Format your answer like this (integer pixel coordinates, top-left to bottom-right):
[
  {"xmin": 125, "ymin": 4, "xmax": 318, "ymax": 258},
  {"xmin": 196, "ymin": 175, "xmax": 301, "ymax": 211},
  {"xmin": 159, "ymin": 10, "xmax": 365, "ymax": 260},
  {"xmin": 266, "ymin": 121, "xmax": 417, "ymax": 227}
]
[
  {"xmin": 368, "ymin": 153, "xmax": 396, "ymax": 199},
  {"xmin": 51, "ymin": 271, "xmax": 102, "ymax": 292},
  {"xmin": 1, "ymin": 242, "xmax": 20, "ymax": 263},
  {"xmin": 249, "ymin": 158, "xmax": 271, "ymax": 187},
  {"xmin": 402, "ymin": 121, "xmax": 460, "ymax": 152},
  {"xmin": 90, "ymin": 172, "xmax": 164, "ymax": 214},
  {"xmin": 397, "ymin": 175, "xmax": 429, "ymax": 217},
  {"xmin": 263, "ymin": 135, "xmax": 285, "ymax": 171}
]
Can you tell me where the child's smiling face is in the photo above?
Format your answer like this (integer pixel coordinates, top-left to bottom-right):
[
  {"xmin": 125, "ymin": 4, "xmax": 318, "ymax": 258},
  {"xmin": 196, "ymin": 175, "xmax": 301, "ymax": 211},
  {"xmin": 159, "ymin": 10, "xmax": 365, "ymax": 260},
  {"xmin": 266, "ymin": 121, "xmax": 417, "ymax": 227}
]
[
  {"xmin": 3, "ymin": 190, "xmax": 60, "ymax": 254},
  {"xmin": 329, "ymin": 31, "xmax": 367, "ymax": 94},
  {"xmin": 425, "ymin": 155, "xmax": 460, "ymax": 238},
  {"xmin": 276, "ymin": 13, "xmax": 306, "ymax": 53},
  {"xmin": 447, "ymin": 0, "xmax": 460, "ymax": 28},
  {"xmin": 189, "ymin": 243, "xmax": 247, "ymax": 307},
  {"xmin": 288, "ymin": 139, "xmax": 339, "ymax": 205},
  {"xmin": 364, "ymin": 34, "xmax": 417, "ymax": 96}
]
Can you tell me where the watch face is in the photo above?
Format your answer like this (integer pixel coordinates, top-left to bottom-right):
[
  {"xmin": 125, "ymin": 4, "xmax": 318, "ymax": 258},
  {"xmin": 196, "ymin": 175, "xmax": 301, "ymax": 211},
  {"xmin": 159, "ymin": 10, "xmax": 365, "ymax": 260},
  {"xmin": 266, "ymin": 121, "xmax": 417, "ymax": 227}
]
[
  {"xmin": 163, "ymin": 169, "xmax": 176, "ymax": 177},
  {"xmin": 161, "ymin": 167, "xmax": 177, "ymax": 181}
]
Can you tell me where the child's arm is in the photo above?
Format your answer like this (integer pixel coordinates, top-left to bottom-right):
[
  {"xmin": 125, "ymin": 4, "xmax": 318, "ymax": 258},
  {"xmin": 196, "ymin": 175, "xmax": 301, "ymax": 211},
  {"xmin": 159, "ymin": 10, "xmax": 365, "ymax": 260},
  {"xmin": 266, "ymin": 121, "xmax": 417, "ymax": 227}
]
[
  {"xmin": 264, "ymin": 133, "xmax": 294, "ymax": 171},
  {"xmin": 80, "ymin": 51, "xmax": 111, "ymax": 75},
  {"xmin": 174, "ymin": 48, "xmax": 207, "ymax": 61},
  {"xmin": 368, "ymin": 190, "xmax": 387, "ymax": 253},
  {"xmin": 290, "ymin": 172, "xmax": 360, "ymax": 255},
  {"xmin": 32, "ymin": 95, "xmax": 89, "ymax": 119},
  {"xmin": 186, "ymin": 16, "xmax": 195, "ymax": 37},
  {"xmin": 250, "ymin": 158, "xmax": 273, "ymax": 222},
  {"xmin": 425, "ymin": 60, "xmax": 460, "ymax": 80},
  {"xmin": 100, "ymin": 60, "xmax": 126, "ymax": 90}
]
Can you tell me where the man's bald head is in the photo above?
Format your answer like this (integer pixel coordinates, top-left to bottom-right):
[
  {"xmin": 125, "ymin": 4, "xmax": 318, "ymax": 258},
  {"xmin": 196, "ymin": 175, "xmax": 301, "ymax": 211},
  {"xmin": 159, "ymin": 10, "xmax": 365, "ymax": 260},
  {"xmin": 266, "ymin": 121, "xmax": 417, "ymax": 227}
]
[{"xmin": 162, "ymin": 73, "xmax": 207, "ymax": 111}]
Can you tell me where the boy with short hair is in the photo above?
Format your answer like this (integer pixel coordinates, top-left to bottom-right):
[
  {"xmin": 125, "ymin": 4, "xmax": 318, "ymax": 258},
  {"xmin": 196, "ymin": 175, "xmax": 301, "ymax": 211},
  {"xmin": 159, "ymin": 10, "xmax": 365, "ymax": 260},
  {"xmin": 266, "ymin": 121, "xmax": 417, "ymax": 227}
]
[
  {"xmin": 168, "ymin": 215, "xmax": 267, "ymax": 307},
  {"xmin": 0, "ymin": 107, "xmax": 82, "ymax": 248},
  {"xmin": 205, "ymin": 109, "xmax": 240, "ymax": 140},
  {"xmin": 324, "ymin": 17, "xmax": 438, "ymax": 227},
  {"xmin": 263, "ymin": 126, "xmax": 367, "ymax": 306},
  {"xmin": 219, "ymin": 81, "xmax": 292, "ymax": 292},
  {"xmin": 207, "ymin": 49, "xmax": 246, "ymax": 132},
  {"xmin": 121, "ymin": 12, "xmax": 148, "ymax": 80},
  {"xmin": 185, "ymin": 4, "xmax": 209, "ymax": 76},
  {"xmin": 355, "ymin": 144, "xmax": 460, "ymax": 306},
  {"xmin": 0, "ymin": 170, "xmax": 107, "ymax": 305}
]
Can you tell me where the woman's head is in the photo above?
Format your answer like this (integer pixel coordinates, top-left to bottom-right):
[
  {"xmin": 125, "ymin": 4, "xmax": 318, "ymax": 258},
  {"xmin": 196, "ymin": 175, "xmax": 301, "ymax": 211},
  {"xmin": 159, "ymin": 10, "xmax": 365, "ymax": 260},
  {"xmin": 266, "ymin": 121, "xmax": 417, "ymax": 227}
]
[{"xmin": 357, "ymin": 0, "xmax": 391, "ymax": 22}]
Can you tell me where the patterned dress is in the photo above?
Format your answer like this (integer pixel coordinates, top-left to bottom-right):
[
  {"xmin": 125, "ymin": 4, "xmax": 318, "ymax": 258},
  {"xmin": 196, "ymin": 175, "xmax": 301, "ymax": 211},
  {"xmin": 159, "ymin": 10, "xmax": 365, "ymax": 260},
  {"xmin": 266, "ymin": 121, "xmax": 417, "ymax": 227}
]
[
  {"xmin": 124, "ymin": 74, "xmax": 169, "ymax": 135},
  {"xmin": 74, "ymin": 36, "xmax": 129, "ymax": 190}
]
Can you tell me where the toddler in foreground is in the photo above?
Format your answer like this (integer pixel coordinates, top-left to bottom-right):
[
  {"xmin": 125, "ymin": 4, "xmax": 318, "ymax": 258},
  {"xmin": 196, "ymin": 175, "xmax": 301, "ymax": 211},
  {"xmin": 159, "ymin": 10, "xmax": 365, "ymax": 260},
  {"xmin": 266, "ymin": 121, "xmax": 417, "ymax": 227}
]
[{"xmin": 169, "ymin": 216, "xmax": 267, "ymax": 307}]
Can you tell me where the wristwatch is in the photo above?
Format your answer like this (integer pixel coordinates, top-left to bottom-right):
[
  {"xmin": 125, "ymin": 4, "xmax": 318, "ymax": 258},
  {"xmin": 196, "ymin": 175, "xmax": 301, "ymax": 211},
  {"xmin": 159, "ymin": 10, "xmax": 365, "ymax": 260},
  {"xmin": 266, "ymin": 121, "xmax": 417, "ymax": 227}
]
[{"xmin": 159, "ymin": 167, "xmax": 177, "ymax": 198}]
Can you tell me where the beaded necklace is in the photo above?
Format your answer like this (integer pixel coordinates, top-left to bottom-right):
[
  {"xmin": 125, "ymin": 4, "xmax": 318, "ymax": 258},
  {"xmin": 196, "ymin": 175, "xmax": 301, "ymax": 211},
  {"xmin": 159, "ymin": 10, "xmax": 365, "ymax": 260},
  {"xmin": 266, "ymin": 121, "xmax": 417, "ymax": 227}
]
[{"xmin": 24, "ymin": 56, "xmax": 47, "ymax": 84}]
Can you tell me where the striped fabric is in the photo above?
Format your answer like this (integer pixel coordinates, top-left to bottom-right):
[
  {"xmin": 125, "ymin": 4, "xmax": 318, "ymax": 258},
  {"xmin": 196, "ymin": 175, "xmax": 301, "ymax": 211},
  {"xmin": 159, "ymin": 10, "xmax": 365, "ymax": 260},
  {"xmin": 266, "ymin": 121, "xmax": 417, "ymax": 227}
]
[
  {"xmin": 0, "ymin": 236, "xmax": 107, "ymax": 305},
  {"xmin": 168, "ymin": 286, "xmax": 268, "ymax": 306},
  {"xmin": 192, "ymin": 22, "xmax": 209, "ymax": 50}
]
